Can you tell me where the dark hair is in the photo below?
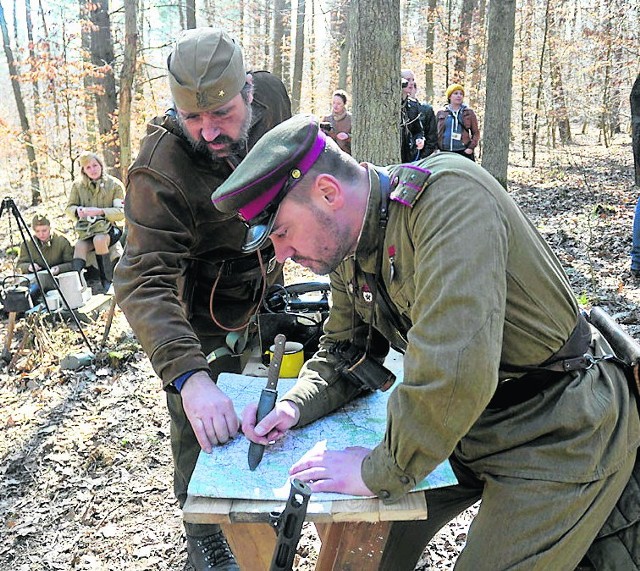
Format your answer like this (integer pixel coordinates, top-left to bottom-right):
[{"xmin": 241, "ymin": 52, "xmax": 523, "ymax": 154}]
[{"xmin": 332, "ymin": 89, "xmax": 348, "ymax": 105}]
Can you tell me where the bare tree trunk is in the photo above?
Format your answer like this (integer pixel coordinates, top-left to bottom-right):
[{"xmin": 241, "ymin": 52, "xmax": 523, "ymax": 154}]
[
  {"xmin": 531, "ymin": 0, "xmax": 550, "ymax": 167},
  {"xmin": 453, "ymin": 0, "xmax": 476, "ymax": 83},
  {"xmin": 468, "ymin": 0, "xmax": 486, "ymax": 109},
  {"xmin": 290, "ymin": 0, "xmax": 305, "ymax": 112},
  {"xmin": 79, "ymin": 0, "xmax": 96, "ymax": 145},
  {"xmin": 351, "ymin": 0, "xmax": 400, "ymax": 164},
  {"xmin": 549, "ymin": 7, "xmax": 571, "ymax": 144},
  {"xmin": 335, "ymin": 0, "xmax": 351, "ymax": 90},
  {"xmin": 24, "ymin": 0, "xmax": 41, "ymax": 116},
  {"xmin": 89, "ymin": 0, "xmax": 118, "ymax": 170},
  {"xmin": 518, "ymin": 0, "xmax": 533, "ymax": 159},
  {"xmin": 119, "ymin": 0, "xmax": 137, "ymax": 182},
  {"xmin": 37, "ymin": 0, "xmax": 60, "ymax": 128},
  {"xmin": 185, "ymin": 0, "xmax": 195, "ymax": 28},
  {"xmin": 0, "ymin": 0, "xmax": 41, "ymax": 204},
  {"xmin": 423, "ymin": 0, "xmax": 437, "ymax": 103},
  {"xmin": 631, "ymin": 73, "xmax": 640, "ymax": 187},
  {"xmin": 482, "ymin": 0, "xmax": 515, "ymax": 187},
  {"xmin": 273, "ymin": 0, "xmax": 285, "ymax": 81}
]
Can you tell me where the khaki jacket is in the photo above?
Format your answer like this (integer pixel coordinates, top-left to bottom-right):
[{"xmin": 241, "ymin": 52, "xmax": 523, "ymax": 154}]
[
  {"xmin": 17, "ymin": 231, "xmax": 74, "ymax": 274},
  {"xmin": 113, "ymin": 71, "xmax": 292, "ymax": 386},
  {"xmin": 283, "ymin": 153, "xmax": 640, "ymax": 503},
  {"xmin": 65, "ymin": 174, "xmax": 125, "ymax": 240}
]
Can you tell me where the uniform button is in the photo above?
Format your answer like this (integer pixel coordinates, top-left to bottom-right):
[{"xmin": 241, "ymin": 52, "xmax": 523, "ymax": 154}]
[
  {"xmin": 379, "ymin": 490, "xmax": 390, "ymax": 499},
  {"xmin": 400, "ymin": 476, "xmax": 410, "ymax": 484}
]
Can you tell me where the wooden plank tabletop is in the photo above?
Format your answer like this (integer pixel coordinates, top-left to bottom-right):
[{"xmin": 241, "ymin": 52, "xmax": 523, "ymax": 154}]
[{"xmin": 183, "ymin": 492, "xmax": 428, "ymax": 524}]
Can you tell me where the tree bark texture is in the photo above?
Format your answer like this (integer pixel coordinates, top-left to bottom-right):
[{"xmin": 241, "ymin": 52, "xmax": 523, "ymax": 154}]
[
  {"xmin": 185, "ymin": 0, "xmax": 196, "ymax": 29},
  {"xmin": 351, "ymin": 0, "xmax": 400, "ymax": 164},
  {"xmin": 631, "ymin": 73, "xmax": 640, "ymax": 187},
  {"xmin": 482, "ymin": 0, "xmax": 516, "ymax": 187},
  {"xmin": 0, "ymin": 0, "xmax": 41, "ymax": 204},
  {"xmin": 423, "ymin": 0, "xmax": 437, "ymax": 103},
  {"xmin": 118, "ymin": 0, "xmax": 137, "ymax": 182},
  {"xmin": 290, "ymin": 0, "xmax": 305, "ymax": 112},
  {"xmin": 453, "ymin": 0, "xmax": 476, "ymax": 83},
  {"xmin": 89, "ymin": 0, "xmax": 118, "ymax": 170}
]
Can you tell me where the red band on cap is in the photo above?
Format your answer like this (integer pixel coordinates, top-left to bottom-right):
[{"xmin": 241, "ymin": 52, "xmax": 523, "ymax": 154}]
[{"xmin": 231, "ymin": 127, "xmax": 327, "ymax": 223}]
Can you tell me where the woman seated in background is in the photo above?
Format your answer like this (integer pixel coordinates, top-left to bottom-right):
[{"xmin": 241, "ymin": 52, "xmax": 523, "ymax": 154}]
[{"xmin": 65, "ymin": 151, "xmax": 124, "ymax": 292}]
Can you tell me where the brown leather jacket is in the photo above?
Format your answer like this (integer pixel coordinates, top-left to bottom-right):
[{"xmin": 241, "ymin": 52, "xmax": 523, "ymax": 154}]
[
  {"xmin": 436, "ymin": 105, "xmax": 480, "ymax": 151},
  {"xmin": 114, "ymin": 71, "xmax": 292, "ymax": 386}
]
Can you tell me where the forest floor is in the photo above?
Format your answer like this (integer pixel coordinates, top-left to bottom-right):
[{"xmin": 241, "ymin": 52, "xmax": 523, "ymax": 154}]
[{"xmin": 0, "ymin": 131, "xmax": 638, "ymax": 570}]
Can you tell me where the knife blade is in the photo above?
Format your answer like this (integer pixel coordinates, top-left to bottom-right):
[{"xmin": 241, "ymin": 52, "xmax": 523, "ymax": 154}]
[{"xmin": 248, "ymin": 333, "xmax": 287, "ymax": 470}]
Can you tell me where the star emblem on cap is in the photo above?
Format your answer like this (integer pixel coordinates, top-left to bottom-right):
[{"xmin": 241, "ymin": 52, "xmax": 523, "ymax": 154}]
[{"xmin": 218, "ymin": 90, "xmax": 225, "ymax": 97}]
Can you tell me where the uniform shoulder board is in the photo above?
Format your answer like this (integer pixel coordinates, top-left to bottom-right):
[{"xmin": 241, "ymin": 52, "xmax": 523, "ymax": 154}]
[{"xmin": 390, "ymin": 164, "xmax": 432, "ymax": 208}]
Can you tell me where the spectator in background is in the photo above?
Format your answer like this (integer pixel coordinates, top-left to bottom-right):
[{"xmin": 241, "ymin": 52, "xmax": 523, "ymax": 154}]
[
  {"xmin": 401, "ymin": 69, "xmax": 424, "ymax": 162},
  {"xmin": 405, "ymin": 71, "xmax": 437, "ymax": 158},
  {"xmin": 436, "ymin": 83, "xmax": 480, "ymax": 161},
  {"xmin": 65, "ymin": 151, "xmax": 125, "ymax": 292},
  {"xmin": 17, "ymin": 213, "xmax": 74, "ymax": 295},
  {"xmin": 321, "ymin": 89, "xmax": 352, "ymax": 155}
]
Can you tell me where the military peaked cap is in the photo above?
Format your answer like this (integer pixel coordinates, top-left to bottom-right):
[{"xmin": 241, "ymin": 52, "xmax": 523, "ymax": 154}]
[{"xmin": 211, "ymin": 114, "xmax": 327, "ymax": 253}]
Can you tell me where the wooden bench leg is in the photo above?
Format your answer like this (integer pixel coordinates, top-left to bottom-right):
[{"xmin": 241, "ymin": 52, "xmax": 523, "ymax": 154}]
[
  {"xmin": 315, "ymin": 521, "xmax": 392, "ymax": 570},
  {"xmin": 222, "ymin": 522, "xmax": 276, "ymax": 570}
]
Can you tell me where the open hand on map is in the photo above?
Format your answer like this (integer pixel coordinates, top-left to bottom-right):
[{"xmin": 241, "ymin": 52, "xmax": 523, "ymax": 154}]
[{"xmin": 288, "ymin": 441, "xmax": 374, "ymax": 496}]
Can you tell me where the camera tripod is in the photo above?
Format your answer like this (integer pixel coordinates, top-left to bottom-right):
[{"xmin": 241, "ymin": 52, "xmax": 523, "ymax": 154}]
[{"xmin": 0, "ymin": 196, "xmax": 93, "ymax": 353}]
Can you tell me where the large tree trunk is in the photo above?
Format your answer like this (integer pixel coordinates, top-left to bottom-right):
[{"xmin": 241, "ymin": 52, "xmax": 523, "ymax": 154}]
[
  {"xmin": 423, "ymin": 0, "xmax": 437, "ymax": 103},
  {"xmin": 80, "ymin": 0, "xmax": 96, "ymax": 146},
  {"xmin": 24, "ymin": 0, "xmax": 41, "ymax": 117},
  {"xmin": 549, "ymin": 7, "xmax": 571, "ymax": 145},
  {"xmin": 0, "ymin": 0, "xmax": 41, "ymax": 205},
  {"xmin": 185, "ymin": 0, "xmax": 195, "ymax": 28},
  {"xmin": 481, "ymin": 0, "xmax": 516, "ymax": 188},
  {"xmin": 290, "ymin": 0, "xmax": 305, "ymax": 112},
  {"xmin": 272, "ymin": 0, "xmax": 286, "ymax": 82},
  {"xmin": 632, "ymin": 73, "xmax": 640, "ymax": 187},
  {"xmin": 453, "ymin": 0, "xmax": 476, "ymax": 83},
  {"xmin": 89, "ymin": 0, "xmax": 118, "ymax": 170},
  {"xmin": 351, "ymin": 0, "xmax": 400, "ymax": 164},
  {"xmin": 118, "ymin": 0, "xmax": 137, "ymax": 182}
]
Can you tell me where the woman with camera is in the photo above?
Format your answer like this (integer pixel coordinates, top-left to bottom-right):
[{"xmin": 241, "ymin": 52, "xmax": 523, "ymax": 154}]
[{"xmin": 321, "ymin": 89, "xmax": 352, "ymax": 155}]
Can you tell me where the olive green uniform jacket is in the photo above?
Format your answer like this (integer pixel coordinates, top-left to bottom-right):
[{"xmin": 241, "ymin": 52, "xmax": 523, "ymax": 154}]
[
  {"xmin": 113, "ymin": 71, "xmax": 292, "ymax": 388},
  {"xmin": 16, "ymin": 232, "xmax": 74, "ymax": 274},
  {"xmin": 65, "ymin": 174, "xmax": 125, "ymax": 240},
  {"xmin": 283, "ymin": 153, "xmax": 640, "ymax": 505}
]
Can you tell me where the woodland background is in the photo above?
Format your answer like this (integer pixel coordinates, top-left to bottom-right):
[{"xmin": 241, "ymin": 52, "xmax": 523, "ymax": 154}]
[
  {"xmin": 1, "ymin": 1, "xmax": 640, "ymax": 570},
  {"xmin": 0, "ymin": 0, "xmax": 639, "ymax": 208}
]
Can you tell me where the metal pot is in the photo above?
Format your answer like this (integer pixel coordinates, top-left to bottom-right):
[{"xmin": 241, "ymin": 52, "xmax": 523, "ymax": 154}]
[{"xmin": 1, "ymin": 276, "xmax": 33, "ymax": 313}]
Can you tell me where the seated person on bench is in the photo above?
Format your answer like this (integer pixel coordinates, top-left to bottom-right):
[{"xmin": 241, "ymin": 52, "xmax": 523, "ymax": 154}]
[
  {"xmin": 16, "ymin": 213, "xmax": 74, "ymax": 295},
  {"xmin": 65, "ymin": 151, "xmax": 124, "ymax": 292}
]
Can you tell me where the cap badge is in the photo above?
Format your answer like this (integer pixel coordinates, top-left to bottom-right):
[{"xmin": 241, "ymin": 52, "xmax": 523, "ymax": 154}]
[
  {"xmin": 290, "ymin": 168, "xmax": 301, "ymax": 180},
  {"xmin": 218, "ymin": 90, "xmax": 225, "ymax": 97}
]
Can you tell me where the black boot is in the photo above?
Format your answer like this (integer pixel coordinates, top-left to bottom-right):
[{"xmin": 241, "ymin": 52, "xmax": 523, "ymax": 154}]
[
  {"xmin": 96, "ymin": 254, "xmax": 114, "ymax": 291},
  {"xmin": 186, "ymin": 531, "xmax": 239, "ymax": 570},
  {"xmin": 72, "ymin": 258, "xmax": 86, "ymax": 275}
]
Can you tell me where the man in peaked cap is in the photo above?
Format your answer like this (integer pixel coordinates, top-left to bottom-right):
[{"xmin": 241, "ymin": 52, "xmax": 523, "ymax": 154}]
[
  {"xmin": 113, "ymin": 27, "xmax": 291, "ymax": 571},
  {"xmin": 212, "ymin": 115, "xmax": 640, "ymax": 570}
]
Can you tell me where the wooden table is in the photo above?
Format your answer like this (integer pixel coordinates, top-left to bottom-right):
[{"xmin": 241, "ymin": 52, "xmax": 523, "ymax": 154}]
[{"xmin": 183, "ymin": 491, "xmax": 428, "ymax": 570}]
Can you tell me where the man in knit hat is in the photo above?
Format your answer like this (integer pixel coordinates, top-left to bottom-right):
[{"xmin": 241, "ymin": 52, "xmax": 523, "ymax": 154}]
[
  {"xmin": 211, "ymin": 115, "xmax": 640, "ymax": 570},
  {"xmin": 113, "ymin": 27, "xmax": 291, "ymax": 570}
]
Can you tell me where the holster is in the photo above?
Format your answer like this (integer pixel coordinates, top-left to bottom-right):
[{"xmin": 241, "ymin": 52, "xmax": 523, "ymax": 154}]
[{"xmin": 587, "ymin": 306, "xmax": 640, "ymax": 407}]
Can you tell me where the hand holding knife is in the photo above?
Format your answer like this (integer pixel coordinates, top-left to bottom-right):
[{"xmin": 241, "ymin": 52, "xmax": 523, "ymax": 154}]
[{"xmin": 248, "ymin": 333, "xmax": 286, "ymax": 470}]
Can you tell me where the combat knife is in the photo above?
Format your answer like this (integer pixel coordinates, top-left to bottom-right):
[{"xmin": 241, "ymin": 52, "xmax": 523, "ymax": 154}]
[{"xmin": 248, "ymin": 333, "xmax": 286, "ymax": 470}]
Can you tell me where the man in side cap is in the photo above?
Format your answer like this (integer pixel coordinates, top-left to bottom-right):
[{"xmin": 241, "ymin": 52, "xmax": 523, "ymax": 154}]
[
  {"xmin": 212, "ymin": 114, "xmax": 640, "ymax": 570},
  {"xmin": 113, "ymin": 27, "xmax": 291, "ymax": 571}
]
